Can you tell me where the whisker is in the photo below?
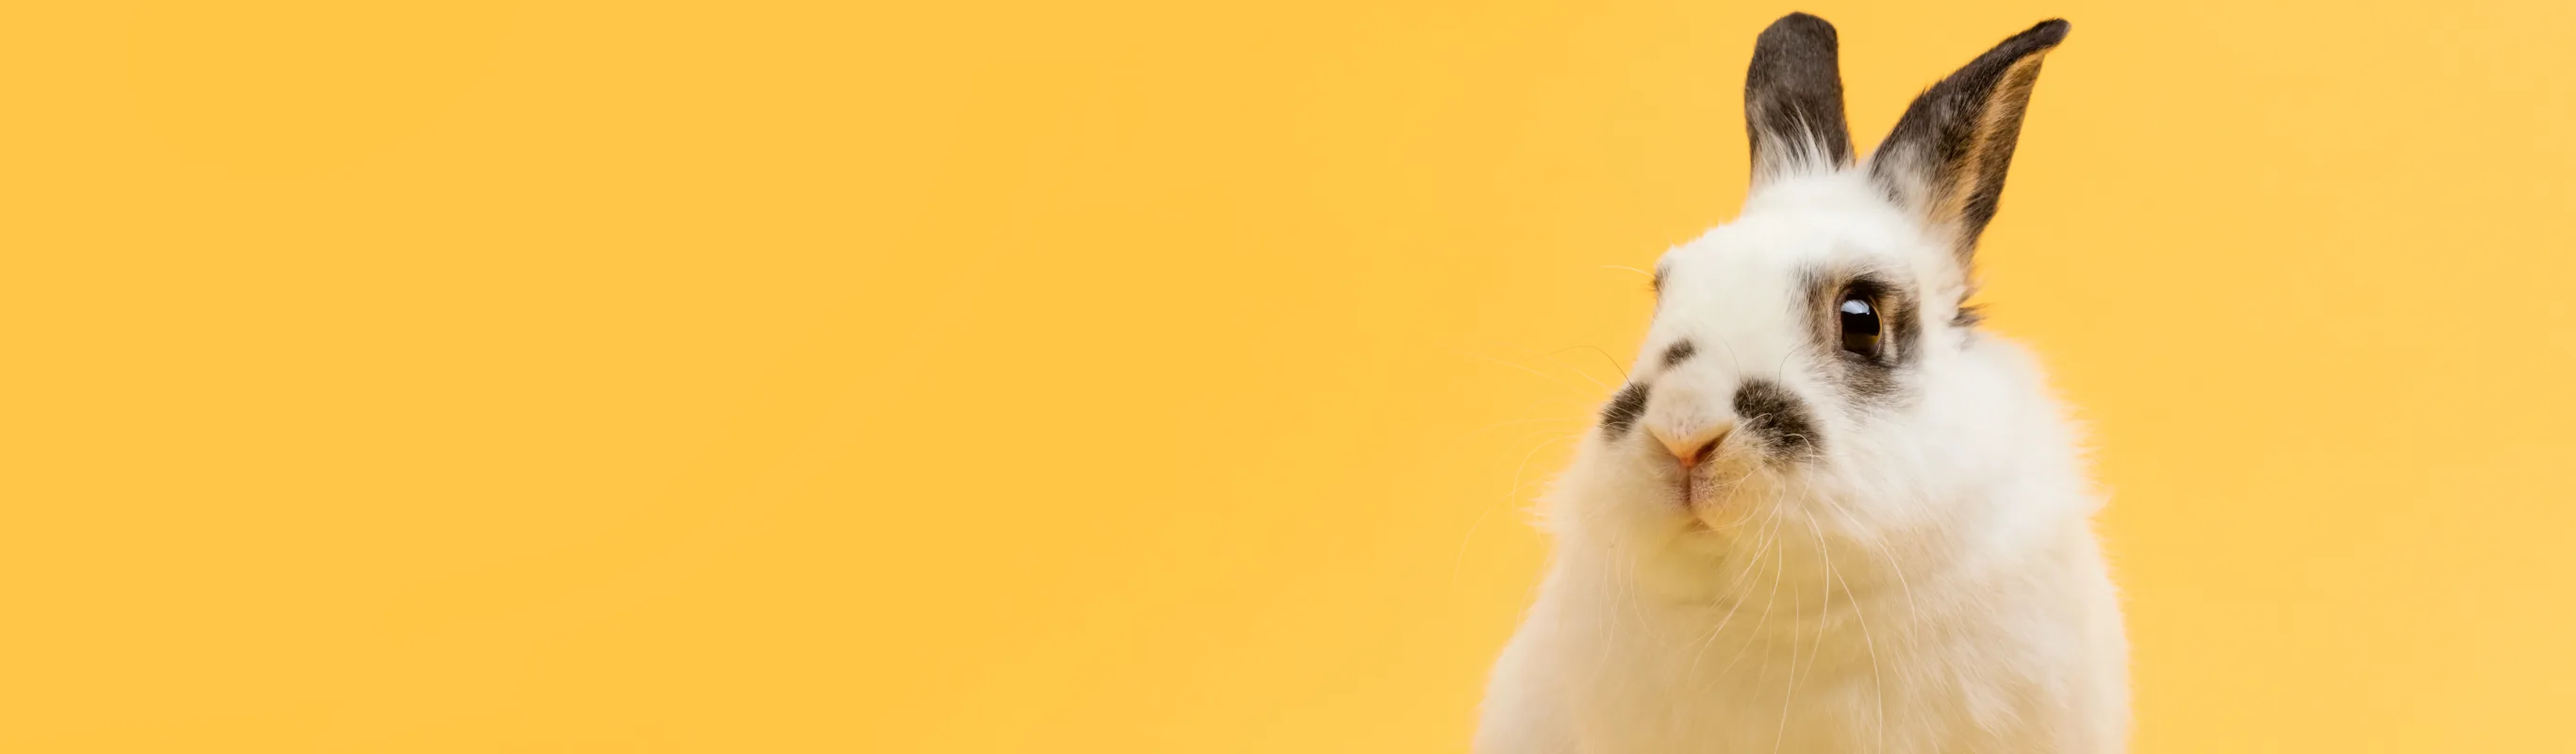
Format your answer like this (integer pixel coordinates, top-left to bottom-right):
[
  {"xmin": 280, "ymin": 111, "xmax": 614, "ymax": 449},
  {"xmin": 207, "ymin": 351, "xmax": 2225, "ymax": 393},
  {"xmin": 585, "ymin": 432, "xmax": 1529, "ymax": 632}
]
[
  {"xmin": 1449, "ymin": 433, "xmax": 1580, "ymax": 592},
  {"xmin": 1461, "ymin": 416, "xmax": 1590, "ymax": 438},
  {"xmin": 1823, "ymin": 496, "xmax": 1920, "ymax": 645},
  {"xmin": 1549, "ymin": 344, "xmax": 1631, "ymax": 383},
  {"xmin": 1454, "ymin": 350, "xmax": 1601, "ymax": 400},
  {"xmin": 1794, "ymin": 510, "xmax": 1829, "ymax": 691},
  {"xmin": 1810, "ymin": 508, "xmax": 1888, "ymax": 754},
  {"xmin": 1716, "ymin": 488, "xmax": 1791, "ymax": 680},
  {"xmin": 1689, "ymin": 504, "xmax": 1782, "ymax": 672},
  {"xmin": 1715, "ymin": 335, "xmax": 1744, "ymax": 374},
  {"xmin": 1455, "ymin": 396, "xmax": 1593, "ymax": 441},
  {"xmin": 1506, "ymin": 343, "xmax": 1616, "ymax": 393},
  {"xmin": 1774, "ymin": 512, "xmax": 1807, "ymax": 754}
]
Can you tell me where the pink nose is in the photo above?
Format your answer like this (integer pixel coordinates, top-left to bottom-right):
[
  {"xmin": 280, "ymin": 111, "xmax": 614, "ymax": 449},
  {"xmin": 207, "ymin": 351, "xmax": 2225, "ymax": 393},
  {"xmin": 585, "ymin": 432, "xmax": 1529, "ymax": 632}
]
[{"xmin": 1650, "ymin": 422, "xmax": 1731, "ymax": 468}]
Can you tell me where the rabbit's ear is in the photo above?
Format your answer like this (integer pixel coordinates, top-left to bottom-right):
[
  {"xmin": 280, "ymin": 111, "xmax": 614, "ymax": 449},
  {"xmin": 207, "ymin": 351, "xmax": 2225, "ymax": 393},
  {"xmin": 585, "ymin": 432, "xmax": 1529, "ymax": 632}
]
[
  {"xmin": 1744, "ymin": 13, "xmax": 1855, "ymax": 187},
  {"xmin": 1869, "ymin": 20, "xmax": 2069, "ymax": 268}
]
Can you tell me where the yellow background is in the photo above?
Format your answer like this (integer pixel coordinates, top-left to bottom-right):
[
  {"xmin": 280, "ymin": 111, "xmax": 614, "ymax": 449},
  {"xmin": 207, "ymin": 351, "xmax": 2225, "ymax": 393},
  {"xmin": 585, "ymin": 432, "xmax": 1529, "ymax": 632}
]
[{"xmin": 5, "ymin": 0, "xmax": 2572, "ymax": 751}]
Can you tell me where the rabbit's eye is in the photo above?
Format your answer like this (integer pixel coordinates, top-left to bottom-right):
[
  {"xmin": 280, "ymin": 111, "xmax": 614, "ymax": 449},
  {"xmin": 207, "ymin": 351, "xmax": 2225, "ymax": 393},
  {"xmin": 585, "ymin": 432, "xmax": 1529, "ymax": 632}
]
[{"xmin": 1838, "ymin": 294, "xmax": 1882, "ymax": 357}]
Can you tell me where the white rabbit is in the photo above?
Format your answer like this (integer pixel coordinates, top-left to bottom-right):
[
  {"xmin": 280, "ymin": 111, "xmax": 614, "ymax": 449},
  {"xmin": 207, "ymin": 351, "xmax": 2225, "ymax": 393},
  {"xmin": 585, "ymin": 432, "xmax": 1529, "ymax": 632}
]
[{"xmin": 1474, "ymin": 14, "xmax": 2126, "ymax": 754}]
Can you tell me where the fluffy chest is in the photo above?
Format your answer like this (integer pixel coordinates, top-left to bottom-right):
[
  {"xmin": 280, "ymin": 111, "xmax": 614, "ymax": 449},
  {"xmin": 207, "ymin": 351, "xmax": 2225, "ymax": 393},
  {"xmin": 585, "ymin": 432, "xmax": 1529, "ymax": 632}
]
[
  {"xmin": 1560, "ymin": 592, "xmax": 1919, "ymax": 752},
  {"xmin": 1539, "ymin": 571, "xmax": 2062, "ymax": 753}
]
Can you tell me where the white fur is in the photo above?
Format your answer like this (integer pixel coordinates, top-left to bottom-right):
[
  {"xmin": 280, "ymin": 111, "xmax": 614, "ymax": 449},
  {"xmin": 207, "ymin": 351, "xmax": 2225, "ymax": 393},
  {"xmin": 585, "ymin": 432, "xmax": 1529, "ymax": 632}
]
[{"xmin": 1474, "ymin": 169, "xmax": 2128, "ymax": 753}]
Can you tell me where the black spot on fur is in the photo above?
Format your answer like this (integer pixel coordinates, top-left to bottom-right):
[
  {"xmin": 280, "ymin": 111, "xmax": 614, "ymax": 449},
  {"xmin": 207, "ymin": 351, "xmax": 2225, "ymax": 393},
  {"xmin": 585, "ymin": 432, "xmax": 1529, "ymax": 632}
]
[
  {"xmin": 1733, "ymin": 379, "xmax": 1819, "ymax": 458},
  {"xmin": 1868, "ymin": 19, "xmax": 2069, "ymax": 267},
  {"xmin": 1649, "ymin": 264, "xmax": 1668, "ymax": 314},
  {"xmin": 1661, "ymin": 340, "xmax": 1696, "ymax": 369},
  {"xmin": 1744, "ymin": 13, "xmax": 1855, "ymax": 180},
  {"xmin": 1599, "ymin": 383, "xmax": 1649, "ymax": 439}
]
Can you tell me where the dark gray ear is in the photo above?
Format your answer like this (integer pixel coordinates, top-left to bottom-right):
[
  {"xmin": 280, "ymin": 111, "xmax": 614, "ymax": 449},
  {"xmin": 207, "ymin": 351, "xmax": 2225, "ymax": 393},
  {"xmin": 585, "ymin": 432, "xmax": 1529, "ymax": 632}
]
[
  {"xmin": 1744, "ymin": 13, "xmax": 1854, "ymax": 186},
  {"xmin": 1869, "ymin": 20, "xmax": 2070, "ymax": 267}
]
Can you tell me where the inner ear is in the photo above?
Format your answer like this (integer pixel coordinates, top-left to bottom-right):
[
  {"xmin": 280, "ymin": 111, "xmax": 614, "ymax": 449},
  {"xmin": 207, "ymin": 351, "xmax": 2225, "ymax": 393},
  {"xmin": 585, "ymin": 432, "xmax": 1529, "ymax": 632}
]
[
  {"xmin": 1744, "ymin": 13, "xmax": 1854, "ymax": 187},
  {"xmin": 1868, "ymin": 20, "xmax": 2070, "ymax": 269}
]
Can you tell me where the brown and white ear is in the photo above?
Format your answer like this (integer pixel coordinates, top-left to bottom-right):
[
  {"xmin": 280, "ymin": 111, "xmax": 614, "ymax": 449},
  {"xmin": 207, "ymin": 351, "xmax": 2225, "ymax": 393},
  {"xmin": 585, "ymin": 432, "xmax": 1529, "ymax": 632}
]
[
  {"xmin": 1744, "ymin": 13, "xmax": 1854, "ymax": 188},
  {"xmin": 1868, "ymin": 19, "xmax": 2069, "ymax": 268}
]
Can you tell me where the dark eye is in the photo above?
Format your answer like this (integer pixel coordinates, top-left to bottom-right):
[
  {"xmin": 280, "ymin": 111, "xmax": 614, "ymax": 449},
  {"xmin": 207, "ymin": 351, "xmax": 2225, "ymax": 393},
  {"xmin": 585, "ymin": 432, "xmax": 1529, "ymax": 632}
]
[{"xmin": 1838, "ymin": 294, "xmax": 1882, "ymax": 357}]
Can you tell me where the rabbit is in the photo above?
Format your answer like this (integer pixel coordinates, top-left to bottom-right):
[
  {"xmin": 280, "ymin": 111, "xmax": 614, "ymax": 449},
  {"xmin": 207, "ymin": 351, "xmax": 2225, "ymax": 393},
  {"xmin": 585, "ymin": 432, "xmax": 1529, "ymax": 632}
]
[{"xmin": 1473, "ymin": 13, "xmax": 2127, "ymax": 754}]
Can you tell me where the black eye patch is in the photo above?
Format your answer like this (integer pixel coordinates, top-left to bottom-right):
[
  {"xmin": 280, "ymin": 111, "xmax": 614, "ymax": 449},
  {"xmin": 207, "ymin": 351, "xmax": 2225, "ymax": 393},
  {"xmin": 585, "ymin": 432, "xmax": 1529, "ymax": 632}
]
[{"xmin": 1799, "ymin": 267, "xmax": 1918, "ymax": 402}]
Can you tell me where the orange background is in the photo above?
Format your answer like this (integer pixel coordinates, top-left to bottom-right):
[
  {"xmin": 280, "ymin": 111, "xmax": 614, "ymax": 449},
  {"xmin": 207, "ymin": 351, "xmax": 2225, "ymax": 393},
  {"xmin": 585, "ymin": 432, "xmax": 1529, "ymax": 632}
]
[{"xmin": 6, "ymin": 1, "xmax": 2575, "ymax": 751}]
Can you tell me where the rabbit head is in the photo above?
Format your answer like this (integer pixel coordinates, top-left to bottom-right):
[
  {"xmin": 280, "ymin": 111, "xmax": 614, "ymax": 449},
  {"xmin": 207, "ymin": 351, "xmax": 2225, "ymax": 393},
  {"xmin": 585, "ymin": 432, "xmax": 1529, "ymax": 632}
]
[{"xmin": 1550, "ymin": 15, "xmax": 2084, "ymax": 569}]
